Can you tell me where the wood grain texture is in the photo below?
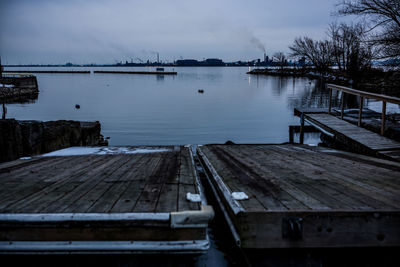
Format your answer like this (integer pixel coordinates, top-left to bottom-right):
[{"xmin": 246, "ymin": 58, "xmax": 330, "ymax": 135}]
[
  {"xmin": 0, "ymin": 146, "xmax": 201, "ymax": 214},
  {"xmin": 199, "ymin": 144, "xmax": 400, "ymax": 248}
]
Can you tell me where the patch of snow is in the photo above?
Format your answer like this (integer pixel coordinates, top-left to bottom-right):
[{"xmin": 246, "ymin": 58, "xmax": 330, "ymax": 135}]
[
  {"xmin": 231, "ymin": 192, "xmax": 249, "ymax": 200},
  {"xmin": 186, "ymin": 193, "xmax": 201, "ymax": 203},
  {"xmin": 41, "ymin": 146, "xmax": 171, "ymax": 156},
  {"xmin": 0, "ymin": 83, "xmax": 14, "ymax": 88},
  {"xmin": 367, "ymin": 100, "xmax": 400, "ymax": 114},
  {"xmin": 19, "ymin": 157, "xmax": 32, "ymax": 160}
]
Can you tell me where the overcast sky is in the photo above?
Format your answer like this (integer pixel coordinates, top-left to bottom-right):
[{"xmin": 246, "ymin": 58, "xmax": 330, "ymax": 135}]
[{"xmin": 0, "ymin": 0, "xmax": 347, "ymax": 64}]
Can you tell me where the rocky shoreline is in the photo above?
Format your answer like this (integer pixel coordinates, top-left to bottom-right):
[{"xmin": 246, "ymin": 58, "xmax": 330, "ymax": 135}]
[
  {"xmin": 0, "ymin": 119, "xmax": 108, "ymax": 163},
  {"xmin": 0, "ymin": 75, "xmax": 39, "ymax": 103}
]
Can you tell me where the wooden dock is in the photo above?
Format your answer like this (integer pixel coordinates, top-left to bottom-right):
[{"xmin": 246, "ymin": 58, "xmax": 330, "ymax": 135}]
[
  {"xmin": 295, "ymin": 108, "xmax": 400, "ymax": 161},
  {"xmin": 197, "ymin": 144, "xmax": 400, "ymax": 249},
  {"xmin": 0, "ymin": 146, "xmax": 213, "ymax": 254}
]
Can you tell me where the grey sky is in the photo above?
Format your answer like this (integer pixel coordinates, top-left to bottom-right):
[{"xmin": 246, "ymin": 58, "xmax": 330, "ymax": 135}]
[{"xmin": 0, "ymin": 0, "xmax": 345, "ymax": 64}]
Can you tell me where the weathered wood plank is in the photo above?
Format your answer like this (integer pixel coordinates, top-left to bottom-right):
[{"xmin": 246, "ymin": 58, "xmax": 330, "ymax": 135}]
[
  {"xmin": 305, "ymin": 113, "xmax": 400, "ymax": 152},
  {"xmin": 155, "ymin": 183, "xmax": 179, "ymax": 212},
  {"xmin": 67, "ymin": 155, "xmax": 141, "ymax": 213},
  {"xmin": 202, "ymin": 146, "xmax": 400, "ymax": 209},
  {"xmin": 86, "ymin": 155, "xmax": 150, "ymax": 213},
  {"xmin": 110, "ymin": 155, "xmax": 162, "ymax": 213},
  {"xmin": 237, "ymin": 211, "xmax": 400, "ymax": 248},
  {"xmin": 44, "ymin": 155, "xmax": 129, "ymax": 213},
  {"xmin": 219, "ymin": 145, "xmax": 326, "ymax": 210},
  {"xmin": 132, "ymin": 156, "xmax": 171, "ymax": 212},
  {"xmin": 0, "ymin": 156, "xmax": 106, "ymax": 212},
  {"xmin": 200, "ymin": 146, "xmax": 273, "ymax": 212},
  {"xmin": 273, "ymin": 146, "xmax": 400, "ymax": 209}
]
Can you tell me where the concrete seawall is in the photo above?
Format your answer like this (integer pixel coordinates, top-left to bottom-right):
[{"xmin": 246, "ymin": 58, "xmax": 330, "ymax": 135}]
[{"xmin": 0, "ymin": 119, "xmax": 108, "ymax": 163}]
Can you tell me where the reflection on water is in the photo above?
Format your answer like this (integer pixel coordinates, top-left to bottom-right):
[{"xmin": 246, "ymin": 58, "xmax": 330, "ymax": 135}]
[{"xmin": 6, "ymin": 67, "xmax": 336, "ymax": 146}]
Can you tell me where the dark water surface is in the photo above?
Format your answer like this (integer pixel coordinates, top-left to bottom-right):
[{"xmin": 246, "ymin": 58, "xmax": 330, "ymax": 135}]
[{"xmin": 6, "ymin": 66, "xmax": 327, "ymax": 145}]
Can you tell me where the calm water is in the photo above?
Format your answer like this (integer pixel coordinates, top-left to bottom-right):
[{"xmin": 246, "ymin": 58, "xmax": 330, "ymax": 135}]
[{"xmin": 6, "ymin": 66, "xmax": 327, "ymax": 145}]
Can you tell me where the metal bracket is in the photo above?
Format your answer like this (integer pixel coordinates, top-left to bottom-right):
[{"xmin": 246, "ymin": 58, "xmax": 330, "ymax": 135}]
[
  {"xmin": 282, "ymin": 217, "xmax": 303, "ymax": 240},
  {"xmin": 170, "ymin": 205, "xmax": 214, "ymax": 228}
]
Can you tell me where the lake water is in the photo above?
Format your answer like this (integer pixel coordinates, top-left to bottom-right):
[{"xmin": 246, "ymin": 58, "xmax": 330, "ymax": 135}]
[{"xmin": 6, "ymin": 66, "xmax": 329, "ymax": 145}]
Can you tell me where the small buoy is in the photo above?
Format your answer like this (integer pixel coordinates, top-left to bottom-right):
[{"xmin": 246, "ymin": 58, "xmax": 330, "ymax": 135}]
[
  {"xmin": 225, "ymin": 140, "xmax": 235, "ymax": 145},
  {"xmin": 198, "ymin": 89, "xmax": 204, "ymax": 93},
  {"xmin": 75, "ymin": 104, "xmax": 80, "ymax": 109}
]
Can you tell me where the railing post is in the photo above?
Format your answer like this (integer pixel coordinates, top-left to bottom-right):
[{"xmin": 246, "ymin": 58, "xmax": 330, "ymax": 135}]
[
  {"xmin": 299, "ymin": 114, "xmax": 305, "ymax": 144},
  {"xmin": 328, "ymin": 86, "xmax": 332, "ymax": 114},
  {"xmin": 341, "ymin": 92, "xmax": 345, "ymax": 120},
  {"xmin": 381, "ymin": 101, "xmax": 386, "ymax": 135},
  {"xmin": 358, "ymin": 96, "xmax": 363, "ymax": 127}
]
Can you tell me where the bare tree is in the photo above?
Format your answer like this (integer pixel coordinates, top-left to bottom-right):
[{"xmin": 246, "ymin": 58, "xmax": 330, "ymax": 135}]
[
  {"xmin": 289, "ymin": 37, "xmax": 334, "ymax": 73},
  {"xmin": 273, "ymin": 52, "xmax": 286, "ymax": 69},
  {"xmin": 329, "ymin": 22, "xmax": 373, "ymax": 79},
  {"xmin": 337, "ymin": 0, "xmax": 400, "ymax": 60}
]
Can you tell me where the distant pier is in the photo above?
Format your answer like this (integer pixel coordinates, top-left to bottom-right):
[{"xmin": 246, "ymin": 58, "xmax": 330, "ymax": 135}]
[
  {"xmin": 3, "ymin": 70, "xmax": 90, "ymax": 74},
  {"xmin": 93, "ymin": 70, "xmax": 177, "ymax": 75}
]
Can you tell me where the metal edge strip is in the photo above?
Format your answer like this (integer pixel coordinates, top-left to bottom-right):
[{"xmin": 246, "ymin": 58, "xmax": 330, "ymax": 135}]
[
  {"xmin": 0, "ymin": 213, "xmax": 170, "ymax": 223},
  {"xmin": 196, "ymin": 146, "xmax": 244, "ymax": 215},
  {"xmin": 196, "ymin": 146, "xmax": 242, "ymax": 247},
  {"xmin": 0, "ymin": 239, "xmax": 209, "ymax": 254},
  {"xmin": 304, "ymin": 117, "xmax": 335, "ymax": 138}
]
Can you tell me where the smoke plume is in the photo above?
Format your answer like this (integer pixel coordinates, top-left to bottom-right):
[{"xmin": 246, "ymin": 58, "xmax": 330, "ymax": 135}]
[{"xmin": 250, "ymin": 36, "xmax": 266, "ymax": 53}]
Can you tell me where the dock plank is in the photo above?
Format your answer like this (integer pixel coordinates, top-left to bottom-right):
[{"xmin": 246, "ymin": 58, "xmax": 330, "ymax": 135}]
[
  {"xmin": 109, "ymin": 155, "xmax": 161, "ymax": 213},
  {"xmin": 42, "ymin": 155, "xmax": 128, "ymax": 213},
  {"xmin": 0, "ymin": 156, "xmax": 105, "ymax": 212},
  {"xmin": 265, "ymin": 145, "xmax": 400, "ymax": 209},
  {"xmin": 304, "ymin": 113, "xmax": 400, "ymax": 155}
]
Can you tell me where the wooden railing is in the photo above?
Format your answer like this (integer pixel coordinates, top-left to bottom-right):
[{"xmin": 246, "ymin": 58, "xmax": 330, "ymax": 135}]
[{"xmin": 327, "ymin": 84, "xmax": 400, "ymax": 135}]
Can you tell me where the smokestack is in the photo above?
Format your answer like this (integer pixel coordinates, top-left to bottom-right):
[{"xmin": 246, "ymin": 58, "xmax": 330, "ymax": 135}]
[
  {"xmin": 264, "ymin": 53, "xmax": 266, "ymax": 63},
  {"xmin": 157, "ymin": 53, "xmax": 159, "ymax": 64}
]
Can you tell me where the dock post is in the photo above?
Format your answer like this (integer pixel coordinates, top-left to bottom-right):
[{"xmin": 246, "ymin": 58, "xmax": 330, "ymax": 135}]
[
  {"xmin": 340, "ymin": 92, "xmax": 345, "ymax": 120},
  {"xmin": 358, "ymin": 96, "xmax": 363, "ymax": 127},
  {"xmin": 328, "ymin": 85, "xmax": 332, "ymax": 114},
  {"xmin": 289, "ymin": 126, "xmax": 294, "ymax": 144},
  {"xmin": 381, "ymin": 101, "xmax": 386, "ymax": 135},
  {"xmin": 299, "ymin": 114, "xmax": 304, "ymax": 144}
]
